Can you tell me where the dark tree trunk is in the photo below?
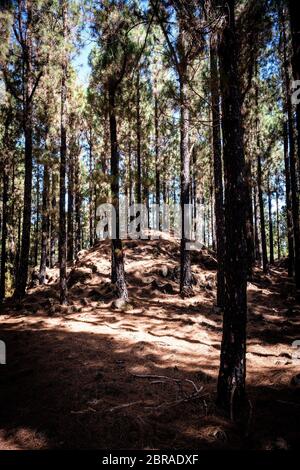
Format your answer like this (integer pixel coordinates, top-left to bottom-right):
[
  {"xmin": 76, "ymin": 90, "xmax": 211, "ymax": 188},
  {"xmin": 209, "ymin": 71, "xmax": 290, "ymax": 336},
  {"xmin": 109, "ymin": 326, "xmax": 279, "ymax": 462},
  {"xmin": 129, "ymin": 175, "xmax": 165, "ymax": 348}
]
[
  {"xmin": 136, "ymin": 71, "xmax": 142, "ymax": 206},
  {"xmin": 281, "ymin": 4, "xmax": 300, "ymax": 289},
  {"xmin": 179, "ymin": 69, "xmax": 193, "ymax": 297},
  {"xmin": 154, "ymin": 92, "xmax": 160, "ymax": 229},
  {"xmin": 14, "ymin": 0, "xmax": 34, "ymax": 299},
  {"xmin": 245, "ymin": 159, "xmax": 255, "ymax": 277},
  {"xmin": 267, "ymin": 174, "xmax": 274, "ymax": 265},
  {"xmin": 15, "ymin": 207, "xmax": 22, "ymax": 279},
  {"xmin": 288, "ymin": 0, "xmax": 300, "ymax": 171},
  {"xmin": 283, "ymin": 121, "xmax": 294, "ymax": 275},
  {"xmin": 216, "ymin": 0, "xmax": 248, "ymax": 417},
  {"xmin": 67, "ymin": 151, "xmax": 74, "ymax": 262},
  {"xmin": 257, "ymin": 153, "xmax": 268, "ymax": 272},
  {"xmin": 89, "ymin": 127, "xmax": 94, "ymax": 247},
  {"xmin": 34, "ymin": 165, "xmax": 40, "ymax": 266},
  {"xmin": 275, "ymin": 182, "xmax": 281, "ymax": 260},
  {"xmin": 50, "ymin": 170, "xmax": 57, "ymax": 268},
  {"xmin": 0, "ymin": 162, "xmax": 9, "ymax": 300},
  {"xmin": 75, "ymin": 152, "xmax": 81, "ymax": 256},
  {"xmin": 59, "ymin": 0, "xmax": 68, "ymax": 305},
  {"xmin": 39, "ymin": 163, "xmax": 50, "ymax": 284},
  {"xmin": 109, "ymin": 83, "xmax": 128, "ymax": 300},
  {"xmin": 253, "ymin": 184, "xmax": 261, "ymax": 262},
  {"xmin": 210, "ymin": 36, "xmax": 225, "ymax": 308},
  {"xmin": 16, "ymin": 104, "xmax": 33, "ymax": 298}
]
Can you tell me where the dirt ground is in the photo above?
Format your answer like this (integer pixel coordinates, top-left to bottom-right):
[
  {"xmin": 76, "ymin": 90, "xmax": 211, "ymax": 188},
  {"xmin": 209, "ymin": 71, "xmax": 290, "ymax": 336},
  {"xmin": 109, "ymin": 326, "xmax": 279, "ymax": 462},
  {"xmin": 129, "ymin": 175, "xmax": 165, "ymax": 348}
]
[{"xmin": 1, "ymin": 234, "xmax": 300, "ymax": 450}]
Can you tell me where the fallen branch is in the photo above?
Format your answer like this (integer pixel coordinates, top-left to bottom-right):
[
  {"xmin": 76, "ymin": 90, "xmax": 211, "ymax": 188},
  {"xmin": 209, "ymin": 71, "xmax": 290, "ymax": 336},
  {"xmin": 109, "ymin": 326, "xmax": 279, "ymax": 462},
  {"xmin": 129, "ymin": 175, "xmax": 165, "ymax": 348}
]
[
  {"xmin": 145, "ymin": 391, "xmax": 208, "ymax": 411},
  {"xmin": 130, "ymin": 373, "xmax": 203, "ymax": 393},
  {"xmin": 70, "ymin": 407, "xmax": 96, "ymax": 414},
  {"xmin": 109, "ymin": 401, "xmax": 144, "ymax": 413}
]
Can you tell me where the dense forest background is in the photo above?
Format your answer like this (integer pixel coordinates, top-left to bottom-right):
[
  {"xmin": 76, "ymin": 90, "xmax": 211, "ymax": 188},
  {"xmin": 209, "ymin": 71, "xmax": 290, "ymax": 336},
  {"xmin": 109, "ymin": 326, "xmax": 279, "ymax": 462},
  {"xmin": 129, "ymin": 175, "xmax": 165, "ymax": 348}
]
[{"xmin": 0, "ymin": 0, "xmax": 300, "ymax": 450}]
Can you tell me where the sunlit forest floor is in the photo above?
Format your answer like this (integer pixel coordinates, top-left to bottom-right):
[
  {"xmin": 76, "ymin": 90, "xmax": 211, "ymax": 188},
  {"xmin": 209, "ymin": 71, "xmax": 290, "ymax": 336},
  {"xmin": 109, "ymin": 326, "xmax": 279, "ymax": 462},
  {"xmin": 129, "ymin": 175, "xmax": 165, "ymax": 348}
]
[{"xmin": 1, "ymin": 234, "xmax": 300, "ymax": 450}]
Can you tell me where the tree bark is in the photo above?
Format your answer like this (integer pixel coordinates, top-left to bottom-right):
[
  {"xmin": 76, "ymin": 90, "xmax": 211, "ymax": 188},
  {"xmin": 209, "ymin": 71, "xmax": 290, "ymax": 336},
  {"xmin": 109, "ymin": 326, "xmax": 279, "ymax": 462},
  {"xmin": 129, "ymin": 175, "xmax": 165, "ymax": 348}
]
[
  {"xmin": 67, "ymin": 150, "xmax": 74, "ymax": 262},
  {"xmin": 283, "ymin": 120, "xmax": 294, "ymax": 276},
  {"xmin": 267, "ymin": 174, "xmax": 274, "ymax": 265},
  {"xmin": 39, "ymin": 163, "xmax": 50, "ymax": 284},
  {"xmin": 210, "ymin": 36, "xmax": 225, "ymax": 308},
  {"xmin": 288, "ymin": 0, "xmax": 300, "ymax": 171},
  {"xmin": 75, "ymin": 151, "xmax": 81, "ymax": 256},
  {"xmin": 257, "ymin": 153, "xmax": 268, "ymax": 272},
  {"xmin": 275, "ymin": 180, "xmax": 281, "ymax": 260},
  {"xmin": 154, "ymin": 92, "xmax": 160, "ymax": 229},
  {"xmin": 136, "ymin": 71, "xmax": 142, "ymax": 206},
  {"xmin": 50, "ymin": 170, "xmax": 57, "ymax": 268},
  {"xmin": 216, "ymin": 0, "xmax": 248, "ymax": 417},
  {"xmin": 59, "ymin": 0, "xmax": 68, "ymax": 304},
  {"xmin": 34, "ymin": 165, "xmax": 40, "ymax": 266},
  {"xmin": 178, "ymin": 27, "xmax": 193, "ymax": 297},
  {"xmin": 253, "ymin": 184, "xmax": 261, "ymax": 262},
  {"xmin": 0, "ymin": 162, "xmax": 9, "ymax": 300},
  {"xmin": 282, "ymin": 5, "xmax": 300, "ymax": 290},
  {"xmin": 109, "ymin": 83, "xmax": 128, "ymax": 300},
  {"xmin": 89, "ymin": 126, "xmax": 94, "ymax": 247}
]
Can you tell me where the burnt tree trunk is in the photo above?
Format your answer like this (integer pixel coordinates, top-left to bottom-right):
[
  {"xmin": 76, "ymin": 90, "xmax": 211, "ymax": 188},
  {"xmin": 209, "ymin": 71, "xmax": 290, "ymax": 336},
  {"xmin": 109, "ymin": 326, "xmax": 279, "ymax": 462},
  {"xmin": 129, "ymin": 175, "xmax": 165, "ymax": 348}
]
[
  {"xmin": 267, "ymin": 174, "xmax": 274, "ymax": 265},
  {"xmin": 59, "ymin": 0, "xmax": 68, "ymax": 305},
  {"xmin": 50, "ymin": 170, "xmax": 57, "ymax": 268},
  {"xmin": 217, "ymin": 0, "xmax": 248, "ymax": 417},
  {"xmin": 179, "ymin": 39, "xmax": 193, "ymax": 297},
  {"xmin": 75, "ymin": 151, "xmax": 81, "ymax": 256},
  {"xmin": 275, "ymin": 180, "xmax": 281, "ymax": 260},
  {"xmin": 288, "ymin": 0, "xmax": 300, "ymax": 171},
  {"xmin": 39, "ymin": 163, "xmax": 50, "ymax": 284},
  {"xmin": 154, "ymin": 92, "xmax": 160, "ymax": 229},
  {"xmin": 0, "ymin": 161, "xmax": 9, "ymax": 300},
  {"xmin": 89, "ymin": 126, "xmax": 94, "ymax": 247},
  {"xmin": 109, "ymin": 83, "xmax": 128, "ymax": 300},
  {"xmin": 34, "ymin": 165, "xmax": 40, "ymax": 266},
  {"xmin": 282, "ymin": 5, "xmax": 300, "ymax": 290},
  {"xmin": 67, "ymin": 151, "xmax": 74, "ymax": 262},
  {"xmin": 283, "ymin": 121, "xmax": 294, "ymax": 276},
  {"xmin": 210, "ymin": 35, "xmax": 225, "ymax": 308},
  {"xmin": 253, "ymin": 184, "xmax": 261, "ymax": 262},
  {"xmin": 136, "ymin": 71, "xmax": 142, "ymax": 206},
  {"xmin": 257, "ymin": 153, "xmax": 268, "ymax": 272}
]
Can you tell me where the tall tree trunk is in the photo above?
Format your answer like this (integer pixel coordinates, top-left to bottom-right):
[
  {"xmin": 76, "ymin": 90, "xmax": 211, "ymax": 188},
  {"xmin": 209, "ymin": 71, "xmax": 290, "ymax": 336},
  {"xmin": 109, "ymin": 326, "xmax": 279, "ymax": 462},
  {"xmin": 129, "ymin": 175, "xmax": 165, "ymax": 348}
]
[
  {"xmin": 15, "ymin": 20, "xmax": 34, "ymax": 297},
  {"xmin": 59, "ymin": 0, "xmax": 68, "ymax": 305},
  {"xmin": 34, "ymin": 165, "xmax": 40, "ymax": 266},
  {"xmin": 275, "ymin": 181, "xmax": 281, "ymax": 260},
  {"xmin": 109, "ymin": 83, "xmax": 128, "ymax": 300},
  {"xmin": 267, "ymin": 174, "xmax": 274, "ymax": 265},
  {"xmin": 67, "ymin": 151, "xmax": 74, "ymax": 262},
  {"xmin": 50, "ymin": 170, "xmax": 57, "ymax": 268},
  {"xmin": 210, "ymin": 36, "xmax": 225, "ymax": 307},
  {"xmin": 0, "ymin": 162, "xmax": 8, "ymax": 300},
  {"xmin": 128, "ymin": 135, "xmax": 133, "ymax": 207},
  {"xmin": 217, "ymin": 0, "xmax": 248, "ymax": 417},
  {"xmin": 283, "ymin": 121, "xmax": 294, "ymax": 275},
  {"xmin": 154, "ymin": 92, "xmax": 160, "ymax": 229},
  {"xmin": 253, "ymin": 184, "xmax": 261, "ymax": 262},
  {"xmin": 75, "ymin": 152, "xmax": 81, "ymax": 256},
  {"xmin": 15, "ymin": 207, "xmax": 22, "ymax": 280},
  {"xmin": 288, "ymin": 0, "xmax": 300, "ymax": 171},
  {"xmin": 282, "ymin": 5, "xmax": 300, "ymax": 290},
  {"xmin": 89, "ymin": 127, "xmax": 94, "ymax": 247},
  {"xmin": 257, "ymin": 153, "xmax": 268, "ymax": 272},
  {"xmin": 179, "ymin": 65, "xmax": 193, "ymax": 297},
  {"xmin": 245, "ymin": 159, "xmax": 255, "ymax": 278},
  {"xmin": 136, "ymin": 71, "xmax": 142, "ymax": 206},
  {"xmin": 40, "ymin": 163, "xmax": 50, "ymax": 284}
]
